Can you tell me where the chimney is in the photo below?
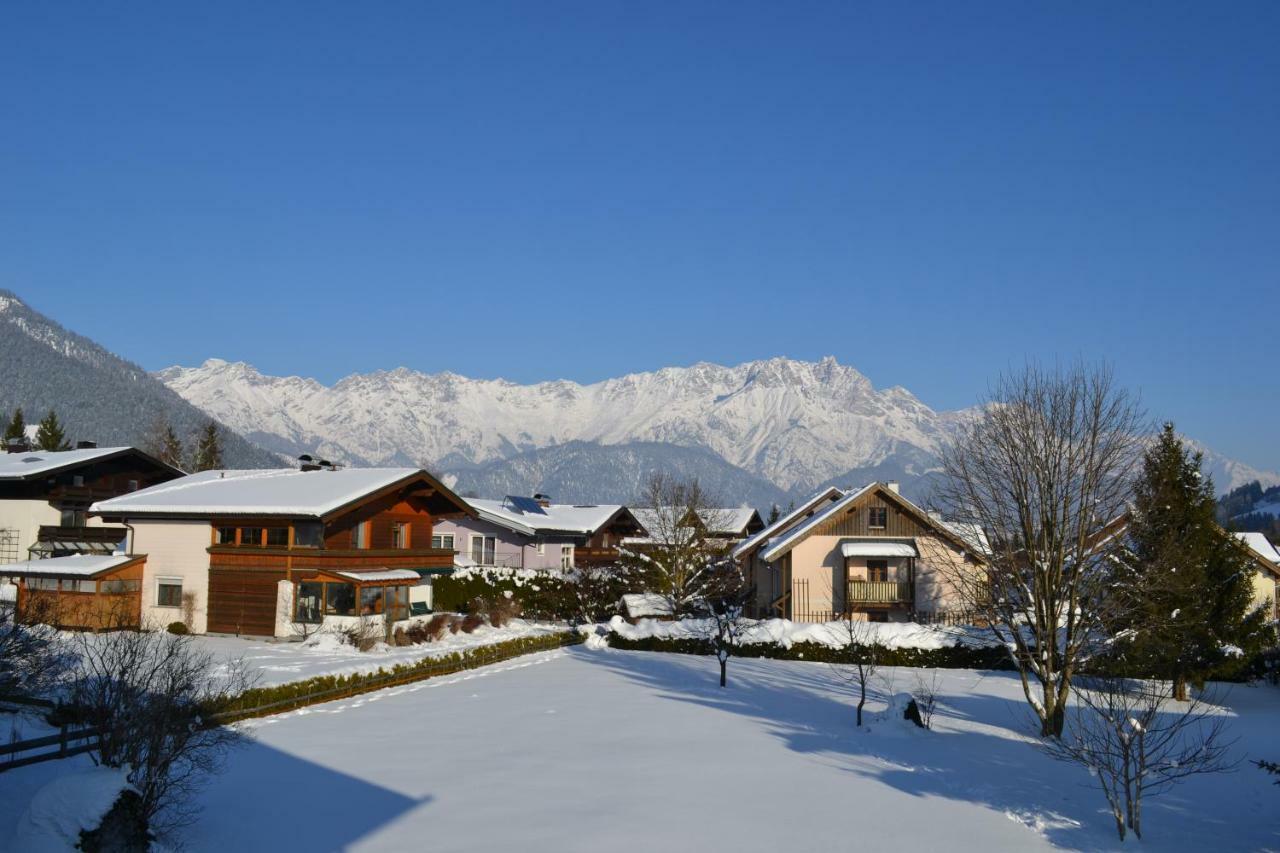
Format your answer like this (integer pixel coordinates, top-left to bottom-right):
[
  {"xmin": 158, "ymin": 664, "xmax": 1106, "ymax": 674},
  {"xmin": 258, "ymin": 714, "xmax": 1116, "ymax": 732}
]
[
  {"xmin": 6, "ymin": 437, "xmax": 29, "ymax": 454},
  {"xmin": 76, "ymin": 440, "xmax": 97, "ymax": 450},
  {"xmin": 886, "ymin": 481, "xmax": 900, "ymax": 494},
  {"xmin": 534, "ymin": 493, "xmax": 552, "ymax": 508}
]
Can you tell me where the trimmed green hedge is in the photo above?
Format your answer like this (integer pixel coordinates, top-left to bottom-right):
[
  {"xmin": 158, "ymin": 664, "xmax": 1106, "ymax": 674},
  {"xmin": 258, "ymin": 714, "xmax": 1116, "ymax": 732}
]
[
  {"xmin": 604, "ymin": 634, "xmax": 1014, "ymax": 670},
  {"xmin": 205, "ymin": 631, "xmax": 580, "ymax": 723},
  {"xmin": 432, "ymin": 571, "xmax": 575, "ymax": 619}
]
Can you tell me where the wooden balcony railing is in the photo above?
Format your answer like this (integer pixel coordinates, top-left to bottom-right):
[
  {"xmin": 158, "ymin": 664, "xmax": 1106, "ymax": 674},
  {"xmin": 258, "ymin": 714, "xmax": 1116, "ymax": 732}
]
[
  {"xmin": 847, "ymin": 580, "xmax": 914, "ymax": 604},
  {"xmin": 573, "ymin": 547, "xmax": 622, "ymax": 567}
]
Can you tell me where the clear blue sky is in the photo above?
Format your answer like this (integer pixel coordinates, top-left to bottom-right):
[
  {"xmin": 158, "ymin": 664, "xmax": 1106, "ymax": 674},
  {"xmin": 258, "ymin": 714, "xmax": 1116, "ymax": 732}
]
[{"xmin": 3, "ymin": 2, "xmax": 1277, "ymax": 469}]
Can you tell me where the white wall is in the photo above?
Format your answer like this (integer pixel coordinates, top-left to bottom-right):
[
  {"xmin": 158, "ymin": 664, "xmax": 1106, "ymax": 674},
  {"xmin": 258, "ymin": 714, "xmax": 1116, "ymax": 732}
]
[
  {"xmin": 132, "ymin": 520, "xmax": 211, "ymax": 633},
  {"xmin": 0, "ymin": 500, "xmax": 61, "ymax": 564}
]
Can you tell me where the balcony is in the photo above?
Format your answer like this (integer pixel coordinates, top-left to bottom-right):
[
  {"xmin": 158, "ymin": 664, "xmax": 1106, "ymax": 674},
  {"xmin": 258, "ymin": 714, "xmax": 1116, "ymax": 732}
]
[{"xmin": 847, "ymin": 580, "xmax": 914, "ymax": 604}]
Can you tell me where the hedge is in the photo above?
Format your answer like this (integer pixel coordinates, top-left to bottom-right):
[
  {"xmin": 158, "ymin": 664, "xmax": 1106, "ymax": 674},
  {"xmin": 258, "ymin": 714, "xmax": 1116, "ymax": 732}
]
[
  {"xmin": 204, "ymin": 631, "xmax": 581, "ymax": 723},
  {"xmin": 603, "ymin": 634, "xmax": 1015, "ymax": 670}
]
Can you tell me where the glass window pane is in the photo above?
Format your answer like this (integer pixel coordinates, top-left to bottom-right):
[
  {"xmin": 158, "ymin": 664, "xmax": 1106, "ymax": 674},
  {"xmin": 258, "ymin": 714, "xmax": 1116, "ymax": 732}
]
[
  {"xmin": 360, "ymin": 586, "xmax": 385, "ymax": 615},
  {"xmin": 352, "ymin": 523, "xmax": 367, "ymax": 549},
  {"xmin": 216, "ymin": 527, "xmax": 237, "ymax": 545},
  {"xmin": 294, "ymin": 522, "xmax": 323, "ymax": 548},
  {"xmin": 265, "ymin": 528, "xmax": 289, "ymax": 547},
  {"xmin": 325, "ymin": 583, "xmax": 355, "ymax": 616},
  {"xmin": 296, "ymin": 581, "xmax": 323, "ymax": 623},
  {"xmin": 241, "ymin": 527, "xmax": 263, "ymax": 546},
  {"xmin": 157, "ymin": 580, "xmax": 183, "ymax": 607}
]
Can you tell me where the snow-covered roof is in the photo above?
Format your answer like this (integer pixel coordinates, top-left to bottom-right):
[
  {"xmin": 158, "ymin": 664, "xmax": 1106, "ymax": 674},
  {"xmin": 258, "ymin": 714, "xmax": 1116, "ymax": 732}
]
[
  {"xmin": 465, "ymin": 497, "xmax": 630, "ymax": 537},
  {"xmin": 1235, "ymin": 532, "xmax": 1280, "ymax": 568},
  {"xmin": 91, "ymin": 468, "xmax": 447, "ymax": 519},
  {"xmin": 840, "ymin": 541, "xmax": 918, "ymax": 558},
  {"xmin": 942, "ymin": 521, "xmax": 992, "ymax": 555},
  {"xmin": 0, "ymin": 553, "xmax": 141, "ymax": 577},
  {"xmin": 0, "ymin": 446, "xmax": 152, "ymax": 480},
  {"xmin": 759, "ymin": 484, "xmax": 876, "ymax": 562},
  {"xmin": 331, "ymin": 568, "xmax": 423, "ymax": 583},
  {"xmin": 731, "ymin": 486, "xmax": 845, "ymax": 560},
  {"xmin": 631, "ymin": 506, "xmax": 761, "ymax": 538}
]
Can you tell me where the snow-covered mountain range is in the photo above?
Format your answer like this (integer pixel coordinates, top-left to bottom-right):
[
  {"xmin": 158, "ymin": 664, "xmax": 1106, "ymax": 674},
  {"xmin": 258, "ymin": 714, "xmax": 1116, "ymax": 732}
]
[{"xmin": 156, "ymin": 357, "xmax": 1280, "ymax": 507}]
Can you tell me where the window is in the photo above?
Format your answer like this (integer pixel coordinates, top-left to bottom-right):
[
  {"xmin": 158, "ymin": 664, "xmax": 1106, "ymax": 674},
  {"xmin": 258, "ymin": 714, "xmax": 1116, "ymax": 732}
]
[
  {"xmin": 241, "ymin": 527, "xmax": 264, "ymax": 547},
  {"xmin": 59, "ymin": 507, "xmax": 87, "ymax": 527},
  {"xmin": 360, "ymin": 586, "xmax": 385, "ymax": 615},
  {"xmin": 352, "ymin": 522, "xmax": 368, "ymax": 549},
  {"xmin": 72, "ymin": 475, "xmax": 84, "ymax": 487},
  {"xmin": 868, "ymin": 507, "xmax": 888, "ymax": 529},
  {"xmin": 867, "ymin": 560, "xmax": 889, "ymax": 583},
  {"xmin": 471, "ymin": 535, "xmax": 496, "ymax": 565},
  {"xmin": 65, "ymin": 579, "xmax": 96, "ymax": 593},
  {"xmin": 29, "ymin": 577, "xmax": 59, "ymax": 591},
  {"xmin": 536, "ymin": 542, "xmax": 545, "ymax": 556},
  {"xmin": 295, "ymin": 581, "xmax": 324, "ymax": 624},
  {"xmin": 293, "ymin": 522, "xmax": 323, "ymax": 548},
  {"xmin": 265, "ymin": 527, "xmax": 289, "ymax": 547},
  {"xmin": 391, "ymin": 522, "xmax": 410, "ymax": 549},
  {"xmin": 157, "ymin": 578, "xmax": 183, "ymax": 607},
  {"xmin": 324, "ymin": 583, "xmax": 356, "ymax": 617},
  {"xmin": 100, "ymin": 579, "xmax": 139, "ymax": 594},
  {"xmin": 560, "ymin": 545, "xmax": 574, "ymax": 570},
  {"xmin": 431, "ymin": 533, "xmax": 455, "ymax": 550},
  {"xmin": 127, "ymin": 479, "xmax": 139, "ymax": 492},
  {"xmin": 216, "ymin": 527, "xmax": 237, "ymax": 545},
  {"xmin": 387, "ymin": 586, "xmax": 409, "ymax": 622},
  {"xmin": 868, "ymin": 611, "xmax": 889, "ymax": 623}
]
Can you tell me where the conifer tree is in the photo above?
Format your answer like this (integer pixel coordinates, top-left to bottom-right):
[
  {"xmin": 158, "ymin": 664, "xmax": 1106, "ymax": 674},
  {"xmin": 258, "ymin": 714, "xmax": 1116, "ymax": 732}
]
[
  {"xmin": 34, "ymin": 410, "xmax": 71, "ymax": 451},
  {"xmin": 191, "ymin": 422, "xmax": 224, "ymax": 472},
  {"xmin": 144, "ymin": 416, "xmax": 186, "ymax": 470},
  {"xmin": 1114, "ymin": 423, "xmax": 1273, "ymax": 700},
  {"xmin": 766, "ymin": 503, "xmax": 781, "ymax": 525},
  {"xmin": 3, "ymin": 408, "xmax": 27, "ymax": 444}
]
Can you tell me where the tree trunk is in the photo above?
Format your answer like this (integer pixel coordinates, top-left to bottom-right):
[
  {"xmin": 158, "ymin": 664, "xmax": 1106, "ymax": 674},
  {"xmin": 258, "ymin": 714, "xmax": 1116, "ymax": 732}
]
[
  {"xmin": 719, "ymin": 659, "xmax": 727, "ymax": 688},
  {"xmin": 1173, "ymin": 674, "xmax": 1188, "ymax": 702},
  {"xmin": 856, "ymin": 689, "xmax": 865, "ymax": 727},
  {"xmin": 1039, "ymin": 696, "xmax": 1066, "ymax": 738}
]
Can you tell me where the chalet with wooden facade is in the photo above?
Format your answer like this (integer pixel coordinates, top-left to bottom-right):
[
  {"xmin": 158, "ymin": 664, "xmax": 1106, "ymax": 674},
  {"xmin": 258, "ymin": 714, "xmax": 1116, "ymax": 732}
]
[
  {"xmin": 0, "ymin": 443, "xmax": 182, "ymax": 567},
  {"xmin": 738, "ymin": 482, "xmax": 987, "ymax": 623},
  {"xmin": 433, "ymin": 495, "xmax": 645, "ymax": 570},
  {"xmin": 90, "ymin": 465, "xmax": 473, "ymax": 637}
]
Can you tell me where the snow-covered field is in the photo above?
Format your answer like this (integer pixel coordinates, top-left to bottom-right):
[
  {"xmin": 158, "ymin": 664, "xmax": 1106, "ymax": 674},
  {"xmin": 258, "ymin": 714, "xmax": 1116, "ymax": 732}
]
[
  {"xmin": 3, "ymin": 648, "xmax": 1276, "ymax": 851},
  {"xmin": 189, "ymin": 619, "xmax": 567, "ymax": 687}
]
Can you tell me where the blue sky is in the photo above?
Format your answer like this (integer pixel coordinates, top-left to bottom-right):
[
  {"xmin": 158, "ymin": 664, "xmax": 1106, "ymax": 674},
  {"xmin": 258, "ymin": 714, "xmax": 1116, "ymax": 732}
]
[{"xmin": 3, "ymin": 3, "xmax": 1278, "ymax": 469}]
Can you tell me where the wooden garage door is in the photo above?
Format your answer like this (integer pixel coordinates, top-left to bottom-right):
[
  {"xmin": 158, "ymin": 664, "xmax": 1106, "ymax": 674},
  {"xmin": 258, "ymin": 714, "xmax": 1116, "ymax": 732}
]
[{"xmin": 208, "ymin": 569, "xmax": 283, "ymax": 636}]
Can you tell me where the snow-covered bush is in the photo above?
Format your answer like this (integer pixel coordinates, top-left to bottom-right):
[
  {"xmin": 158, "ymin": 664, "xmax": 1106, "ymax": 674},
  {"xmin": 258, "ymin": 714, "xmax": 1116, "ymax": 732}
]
[{"xmin": 15, "ymin": 766, "xmax": 148, "ymax": 852}]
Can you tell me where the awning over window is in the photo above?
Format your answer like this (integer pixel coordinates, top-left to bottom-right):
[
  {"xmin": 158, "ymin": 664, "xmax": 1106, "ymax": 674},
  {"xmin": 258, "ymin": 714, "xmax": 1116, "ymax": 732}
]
[
  {"xmin": 840, "ymin": 541, "xmax": 917, "ymax": 558},
  {"xmin": 330, "ymin": 568, "xmax": 423, "ymax": 584}
]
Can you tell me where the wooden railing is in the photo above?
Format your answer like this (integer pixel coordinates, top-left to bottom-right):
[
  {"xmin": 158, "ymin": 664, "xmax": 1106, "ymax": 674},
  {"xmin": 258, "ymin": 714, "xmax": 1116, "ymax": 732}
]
[
  {"xmin": 847, "ymin": 580, "xmax": 913, "ymax": 604},
  {"xmin": 572, "ymin": 547, "xmax": 621, "ymax": 567}
]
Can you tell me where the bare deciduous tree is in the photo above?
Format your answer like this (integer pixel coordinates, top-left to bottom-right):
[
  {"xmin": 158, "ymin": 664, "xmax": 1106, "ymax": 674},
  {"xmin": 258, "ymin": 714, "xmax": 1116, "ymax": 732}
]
[
  {"xmin": 705, "ymin": 566, "xmax": 754, "ymax": 688},
  {"xmin": 911, "ymin": 669, "xmax": 943, "ymax": 730},
  {"xmin": 621, "ymin": 473, "xmax": 738, "ymax": 617},
  {"xmin": 827, "ymin": 605, "xmax": 881, "ymax": 727},
  {"xmin": 1046, "ymin": 676, "xmax": 1234, "ymax": 841},
  {"xmin": 66, "ymin": 629, "xmax": 255, "ymax": 836},
  {"xmin": 0, "ymin": 593, "xmax": 73, "ymax": 703},
  {"xmin": 934, "ymin": 363, "xmax": 1144, "ymax": 737}
]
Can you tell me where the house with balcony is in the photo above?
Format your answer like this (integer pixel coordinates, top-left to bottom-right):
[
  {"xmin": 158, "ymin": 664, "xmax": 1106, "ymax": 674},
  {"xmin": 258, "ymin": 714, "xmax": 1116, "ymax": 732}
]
[
  {"xmin": 0, "ymin": 443, "xmax": 182, "ymax": 567},
  {"xmin": 738, "ymin": 481, "xmax": 987, "ymax": 623},
  {"xmin": 90, "ymin": 463, "xmax": 473, "ymax": 637},
  {"xmin": 433, "ymin": 495, "xmax": 645, "ymax": 570}
]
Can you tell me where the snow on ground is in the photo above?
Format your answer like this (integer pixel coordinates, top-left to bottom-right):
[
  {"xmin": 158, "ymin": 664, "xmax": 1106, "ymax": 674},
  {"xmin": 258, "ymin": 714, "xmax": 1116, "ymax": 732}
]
[
  {"xmin": 6, "ymin": 649, "xmax": 1274, "ymax": 851},
  {"xmin": 13, "ymin": 766, "xmax": 133, "ymax": 852},
  {"xmin": 604, "ymin": 614, "xmax": 996, "ymax": 650},
  {"xmin": 2, "ymin": 649, "xmax": 1275, "ymax": 851},
  {"xmin": 190, "ymin": 619, "xmax": 567, "ymax": 687}
]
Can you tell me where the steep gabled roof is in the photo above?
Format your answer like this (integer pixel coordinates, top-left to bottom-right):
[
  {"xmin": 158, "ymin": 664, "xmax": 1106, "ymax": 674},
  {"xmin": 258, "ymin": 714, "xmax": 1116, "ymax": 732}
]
[
  {"xmin": 731, "ymin": 486, "xmax": 844, "ymax": 560},
  {"xmin": 758, "ymin": 483, "xmax": 986, "ymax": 564},
  {"xmin": 0, "ymin": 446, "xmax": 182, "ymax": 481},
  {"xmin": 631, "ymin": 506, "xmax": 763, "ymax": 540},
  {"xmin": 91, "ymin": 467, "xmax": 471, "ymax": 520}
]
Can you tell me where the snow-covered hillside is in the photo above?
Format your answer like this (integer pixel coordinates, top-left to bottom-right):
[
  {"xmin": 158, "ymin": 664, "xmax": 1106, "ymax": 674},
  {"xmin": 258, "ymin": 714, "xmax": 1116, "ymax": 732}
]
[{"xmin": 158, "ymin": 356, "xmax": 1280, "ymax": 502}]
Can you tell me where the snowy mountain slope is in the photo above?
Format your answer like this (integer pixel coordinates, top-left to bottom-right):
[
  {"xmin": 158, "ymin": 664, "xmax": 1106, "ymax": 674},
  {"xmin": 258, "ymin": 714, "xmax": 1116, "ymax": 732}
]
[
  {"xmin": 0, "ymin": 292, "xmax": 281, "ymax": 469},
  {"xmin": 157, "ymin": 356, "xmax": 1280, "ymax": 503},
  {"xmin": 157, "ymin": 356, "xmax": 955, "ymax": 492}
]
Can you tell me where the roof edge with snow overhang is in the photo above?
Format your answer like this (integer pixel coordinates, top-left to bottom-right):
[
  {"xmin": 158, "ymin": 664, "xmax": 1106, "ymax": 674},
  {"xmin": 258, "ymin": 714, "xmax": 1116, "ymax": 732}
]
[
  {"xmin": 0, "ymin": 553, "xmax": 145, "ymax": 578},
  {"xmin": 732, "ymin": 486, "xmax": 845, "ymax": 560}
]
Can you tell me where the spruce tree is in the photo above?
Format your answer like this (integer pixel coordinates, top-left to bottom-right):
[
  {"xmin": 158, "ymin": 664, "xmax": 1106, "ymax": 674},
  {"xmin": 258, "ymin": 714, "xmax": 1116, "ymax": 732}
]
[
  {"xmin": 34, "ymin": 410, "xmax": 71, "ymax": 451},
  {"xmin": 1115, "ymin": 423, "xmax": 1273, "ymax": 699},
  {"xmin": 767, "ymin": 503, "xmax": 781, "ymax": 525},
  {"xmin": 3, "ymin": 408, "xmax": 27, "ymax": 444},
  {"xmin": 191, "ymin": 422, "xmax": 224, "ymax": 471}
]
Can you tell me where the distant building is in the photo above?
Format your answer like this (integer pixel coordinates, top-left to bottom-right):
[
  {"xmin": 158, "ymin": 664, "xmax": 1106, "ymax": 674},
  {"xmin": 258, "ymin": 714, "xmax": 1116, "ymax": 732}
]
[
  {"xmin": 435, "ymin": 495, "xmax": 645, "ymax": 570},
  {"xmin": 735, "ymin": 482, "xmax": 987, "ymax": 623},
  {"xmin": 0, "ymin": 444, "xmax": 182, "ymax": 566}
]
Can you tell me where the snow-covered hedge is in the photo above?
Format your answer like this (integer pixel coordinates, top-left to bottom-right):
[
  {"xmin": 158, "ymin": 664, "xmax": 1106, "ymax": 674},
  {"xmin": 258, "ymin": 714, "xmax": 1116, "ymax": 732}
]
[
  {"xmin": 594, "ymin": 616, "xmax": 1012, "ymax": 670},
  {"xmin": 432, "ymin": 567, "xmax": 575, "ymax": 619}
]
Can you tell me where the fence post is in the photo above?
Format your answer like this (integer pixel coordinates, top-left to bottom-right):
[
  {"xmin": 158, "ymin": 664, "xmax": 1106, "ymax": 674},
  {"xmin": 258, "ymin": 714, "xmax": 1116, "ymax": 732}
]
[{"xmin": 58, "ymin": 725, "xmax": 67, "ymax": 758}]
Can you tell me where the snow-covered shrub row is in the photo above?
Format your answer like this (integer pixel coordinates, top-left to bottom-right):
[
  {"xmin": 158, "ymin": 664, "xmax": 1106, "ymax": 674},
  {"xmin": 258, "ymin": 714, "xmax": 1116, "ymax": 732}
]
[
  {"xmin": 432, "ymin": 567, "xmax": 575, "ymax": 619},
  {"xmin": 206, "ymin": 631, "xmax": 582, "ymax": 723},
  {"xmin": 594, "ymin": 616, "xmax": 1012, "ymax": 670}
]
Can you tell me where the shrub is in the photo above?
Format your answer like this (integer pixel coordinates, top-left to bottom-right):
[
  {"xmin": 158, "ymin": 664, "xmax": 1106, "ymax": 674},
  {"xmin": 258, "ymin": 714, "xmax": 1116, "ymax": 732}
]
[
  {"xmin": 165, "ymin": 621, "xmax": 189, "ymax": 635},
  {"xmin": 471, "ymin": 594, "xmax": 524, "ymax": 628},
  {"xmin": 79, "ymin": 787, "xmax": 151, "ymax": 853},
  {"xmin": 459, "ymin": 613, "xmax": 485, "ymax": 634},
  {"xmin": 426, "ymin": 613, "xmax": 454, "ymax": 640}
]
